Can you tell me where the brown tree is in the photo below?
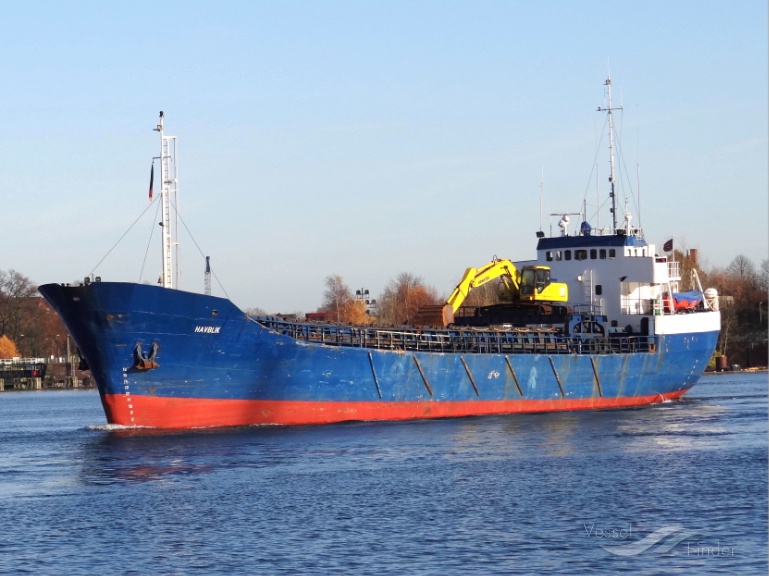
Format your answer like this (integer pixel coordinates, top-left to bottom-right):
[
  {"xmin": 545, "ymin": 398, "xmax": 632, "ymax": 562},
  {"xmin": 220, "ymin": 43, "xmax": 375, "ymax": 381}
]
[
  {"xmin": 317, "ymin": 275, "xmax": 374, "ymax": 324},
  {"xmin": 376, "ymin": 272, "xmax": 442, "ymax": 325},
  {"xmin": 704, "ymin": 255, "xmax": 767, "ymax": 367},
  {"xmin": 0, "ymin": 335, "xmax": 20, "ymax": 359},
  {"xmin": 0, "ymin": 270, "xmax": 39, "ymax": 353},
  {"xmin": 342, "ymin": 299, "xmax": 374, "ymax": 325}
]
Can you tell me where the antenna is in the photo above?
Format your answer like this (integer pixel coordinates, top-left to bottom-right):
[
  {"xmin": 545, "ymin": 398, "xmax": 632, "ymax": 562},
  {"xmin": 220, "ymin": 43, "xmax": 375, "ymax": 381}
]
[
  {"xmin": 539, "ymin": 165, "xmax": 544, "ymax": 232},
  {"xmin": 154, "ymin": 111, "xmax": 179, "ymax": 289},
  {"xmin": 637, "ymin": 161, "xmax": 641, "ymax": 230},
  {"xmin": 204, "ymin": 256, "xmax": 211, "ymax": 296},
  {"xmin": 597, "ymin": 77, "xmax": 623, "ymax": 231}
]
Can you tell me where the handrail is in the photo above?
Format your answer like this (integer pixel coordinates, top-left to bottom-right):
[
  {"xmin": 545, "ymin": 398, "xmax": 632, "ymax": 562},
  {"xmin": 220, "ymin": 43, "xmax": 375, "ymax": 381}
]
[{"xmin": 254, "ymin": 318, "xmax": 657, "ymax": 356}]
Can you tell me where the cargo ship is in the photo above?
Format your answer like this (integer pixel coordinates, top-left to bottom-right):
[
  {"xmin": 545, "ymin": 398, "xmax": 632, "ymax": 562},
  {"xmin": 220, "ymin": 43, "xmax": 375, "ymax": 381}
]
[{"xmin": 39, "ymin": 79, "xmax": 721, "ymax": 429}]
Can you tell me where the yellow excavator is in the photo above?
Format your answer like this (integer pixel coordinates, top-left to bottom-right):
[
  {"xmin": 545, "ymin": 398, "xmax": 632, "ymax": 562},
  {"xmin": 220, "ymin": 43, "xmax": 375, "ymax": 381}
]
[{"xmin": 441, "ymin": 257, "xmax": 568, "ymax": 326}]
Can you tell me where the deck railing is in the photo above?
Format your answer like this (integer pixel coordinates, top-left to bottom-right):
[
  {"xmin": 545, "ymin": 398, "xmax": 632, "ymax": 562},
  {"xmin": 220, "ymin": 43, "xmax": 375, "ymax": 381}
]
[{"xmin": 255, "ymin": 318, "xmax": 657, "ymax": 356}]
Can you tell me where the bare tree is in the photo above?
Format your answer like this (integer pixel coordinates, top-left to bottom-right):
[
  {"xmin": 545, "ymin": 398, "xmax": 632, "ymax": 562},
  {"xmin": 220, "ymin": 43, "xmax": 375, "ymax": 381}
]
[
  {"xmin": 727, "ymin": 254, "xmax": 757, "ymax": 281},
  {"xmin": 0, "ymin": 269, "xmax": 38, "ymax": 343},
  {"xmin": 243, "ymin": 307, "xmax": 268, "ymax": 317},
  {"xmin": 376, "ymin": 272, "xmax": 441, "ymax": 325},
  {"xmin": 706, "ymin": 255, "xmax": 768, "ymax": 366},
  {"xmin": 759, "ymin": 259, "xmax": 769, "ymax": 294},
  {"xmin": 319, "ymin": 274, "xmax": 354, "ymax": 323}
]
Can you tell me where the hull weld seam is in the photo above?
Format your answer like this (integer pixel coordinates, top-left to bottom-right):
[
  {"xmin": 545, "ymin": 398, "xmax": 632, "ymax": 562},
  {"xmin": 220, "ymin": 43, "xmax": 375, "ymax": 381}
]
[
  {"xmin": 590, "ymin": 357, "xmax": 603, "ymax": 398},
  {"xmin": 459, "ymin": 356, "xmax": 480, "ymax": 397},
  {"xmin": 548, "ymin": 356, "xmax": 565, "ymax": 398},
  {"xmin": 504, "ymin": 355, "xmax": 523, "ymax": 396},
  {"xmin": 412, "ymin": 355, "xmax": 433, "ymax": 397},
  {"xmin": 368, "ymin": 351, "xmax": 383, "ymax": 399}
]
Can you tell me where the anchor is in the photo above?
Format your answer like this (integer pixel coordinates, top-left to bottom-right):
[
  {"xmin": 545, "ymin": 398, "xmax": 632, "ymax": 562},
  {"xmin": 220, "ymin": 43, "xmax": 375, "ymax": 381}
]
[{"xmin": 133, "ymin": 341, "xmax": 160, "ymax": 370}]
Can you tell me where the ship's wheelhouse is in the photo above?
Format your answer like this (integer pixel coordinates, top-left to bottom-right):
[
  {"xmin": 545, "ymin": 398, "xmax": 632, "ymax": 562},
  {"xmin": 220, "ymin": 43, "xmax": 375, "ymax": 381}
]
[{"xmin": 516, "ymin": 229, "xmax": 680, "ymax": 333}]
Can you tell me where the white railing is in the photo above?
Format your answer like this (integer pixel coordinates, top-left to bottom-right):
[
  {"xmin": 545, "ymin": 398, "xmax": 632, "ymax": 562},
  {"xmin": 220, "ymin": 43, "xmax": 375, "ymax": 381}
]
[{"xmin": 0, "ymin": 358, "xmax": 47, "ymax": 366}]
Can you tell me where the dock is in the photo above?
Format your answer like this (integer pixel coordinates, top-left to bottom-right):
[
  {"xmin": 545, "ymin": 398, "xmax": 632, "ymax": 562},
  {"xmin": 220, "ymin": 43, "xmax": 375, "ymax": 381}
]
[{"xmin": 0, "ymin": 358, "xmax": 91, "ymax": 391}]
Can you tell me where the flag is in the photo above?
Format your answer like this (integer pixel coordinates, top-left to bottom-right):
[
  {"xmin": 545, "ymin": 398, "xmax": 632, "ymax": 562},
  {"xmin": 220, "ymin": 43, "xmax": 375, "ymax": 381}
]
[
  {"xmin": 148, "ymin": 164, "xmax": 154, "ymax": 201},
  {"xmin": 663, "ymin": 238, "xmax": 673, "ymax": 252}
]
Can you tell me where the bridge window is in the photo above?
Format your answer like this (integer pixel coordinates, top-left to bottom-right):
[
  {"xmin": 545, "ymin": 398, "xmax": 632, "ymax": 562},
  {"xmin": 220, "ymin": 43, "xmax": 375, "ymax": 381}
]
[
  {"xmin": 590, "ymin": 249, "xmax": 597, "ymax": 259},
  {"xmin": 599, "ymin": 249, "xmax": 606, "ymax": 259},
  {"xmin": 565, "ymin": 250, "xmax": 572, "ymax": 261},
  {"xmin": 609, "ymin": 249, "xmax": 616, "ymax": 259},
  {"xmin": 596, "ymin": 285, "xmax": 603, "ymax": 295},
  {"xmin": 575, "ymin": 249, "xmax": 587, "ymax": 261}
]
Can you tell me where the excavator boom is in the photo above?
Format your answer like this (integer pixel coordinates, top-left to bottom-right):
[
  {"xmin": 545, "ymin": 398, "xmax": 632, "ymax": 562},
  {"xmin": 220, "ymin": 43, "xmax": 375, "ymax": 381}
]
[
  {"xmin": 441, "ymin": 257, "xmax": 568, "ymax": 326},
  {"xmin": 445, "ymin": 258, "xmax": 520, "ymax": 313}
]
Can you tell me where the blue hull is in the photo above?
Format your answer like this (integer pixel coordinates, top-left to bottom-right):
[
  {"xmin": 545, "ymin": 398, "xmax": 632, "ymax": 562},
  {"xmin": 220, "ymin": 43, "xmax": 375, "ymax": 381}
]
[{"xmin": 38, "ymin": 282, "xmax": 719, "ymax": 428}]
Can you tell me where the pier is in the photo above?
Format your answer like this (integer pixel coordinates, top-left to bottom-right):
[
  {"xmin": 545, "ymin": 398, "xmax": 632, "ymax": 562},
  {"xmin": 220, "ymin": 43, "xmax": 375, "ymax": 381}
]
[{"xmin": 0, "ymin": 358, "xmax": 91, "ymax": 391}]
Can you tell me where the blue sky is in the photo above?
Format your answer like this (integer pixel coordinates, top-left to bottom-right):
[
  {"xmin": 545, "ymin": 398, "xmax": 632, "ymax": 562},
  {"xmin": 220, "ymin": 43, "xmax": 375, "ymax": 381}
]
[{"xmin": 2, "ymin": 1, "xmax": 766, "ymax": 313}]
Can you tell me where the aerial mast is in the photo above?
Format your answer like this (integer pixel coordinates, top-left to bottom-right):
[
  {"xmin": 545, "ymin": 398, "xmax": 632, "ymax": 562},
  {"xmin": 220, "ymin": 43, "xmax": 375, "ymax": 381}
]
[
  {"xmin": 154, "ymin": 112, "xmax": 179, "ymax": 289},
  {"xmin": 597, "ymin": 77, "xmax": 622, "ymax": 232},
  {"xmin": 204, "ymin": 256, "xmax": 211, "ymax": 296}
]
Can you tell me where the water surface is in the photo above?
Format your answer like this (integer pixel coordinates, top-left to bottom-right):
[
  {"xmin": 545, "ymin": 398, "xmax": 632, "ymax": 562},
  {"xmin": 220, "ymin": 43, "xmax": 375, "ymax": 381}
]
[{"xmin": 0, "ymin": 372, "xmax": 766, "ymax": 575}]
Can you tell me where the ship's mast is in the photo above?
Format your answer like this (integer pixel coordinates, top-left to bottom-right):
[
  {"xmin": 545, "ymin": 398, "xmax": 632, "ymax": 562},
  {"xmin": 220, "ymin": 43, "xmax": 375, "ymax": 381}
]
[
  {"xmin": 204, "ymin": 256, "xmax": 211, "ymax": 296},
  {"xmin": 154, "ymin": 112, "xmax": 179, "ymax": 289},
  {"xmin": 597, "ymin": 77, "xmax": 622, "ymax": 232}
]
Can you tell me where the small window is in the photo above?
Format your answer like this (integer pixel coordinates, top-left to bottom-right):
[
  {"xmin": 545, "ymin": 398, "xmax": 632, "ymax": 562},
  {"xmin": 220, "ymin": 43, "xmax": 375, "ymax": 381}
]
[
  {"xmin": 565, "ymin": 250, "xmax": 572, "ymax": 261},
  {"xmin": 575, "ymin": 249, "xmax": 587, "ymax": 261},
  {"xmin": 590, "ymin": 249, "xmax": 597, "ymax": 259},
  {"xmin": 546, "ymin": 251, "xmax": 553, "ymax": 262},
  {"xmin": 599, "ymin": 249, "xmax": 606, "ymax": 259},
  {"xmin": 609, "ymin": 249, "xmax": 616, "ymax": 259},
  {"xmin": 555, "ymin": 251, "xmax": 562, "ymax": 261},
  {"xmin": 596, "ymin": 285, "xmax": 603, "ymax": 296}
]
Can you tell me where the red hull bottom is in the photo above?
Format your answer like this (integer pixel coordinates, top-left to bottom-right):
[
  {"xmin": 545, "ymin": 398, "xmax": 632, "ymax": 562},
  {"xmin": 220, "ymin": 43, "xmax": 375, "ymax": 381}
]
[{"xmin": 101, "ymin": 390, "xmax": 691, "ymax": 429}]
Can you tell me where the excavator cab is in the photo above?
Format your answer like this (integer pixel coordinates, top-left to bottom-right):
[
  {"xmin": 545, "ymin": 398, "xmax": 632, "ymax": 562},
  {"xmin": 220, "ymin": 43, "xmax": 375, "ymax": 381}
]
[
  {"xmin": 519, "ymin": 266, "xmax": 567, "ymax": 302},
  {"xmin": 520, "ymin": 267, "xmax": 550, "ymax": 296}
]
